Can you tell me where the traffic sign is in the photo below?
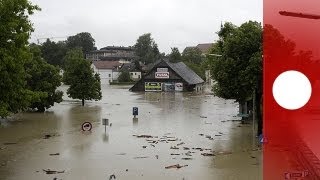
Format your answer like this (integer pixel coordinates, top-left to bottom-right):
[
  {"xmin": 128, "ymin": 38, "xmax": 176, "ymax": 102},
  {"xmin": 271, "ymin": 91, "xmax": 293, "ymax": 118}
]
[
  {"xmin": 133, "ymin": 107, "xmax": 138, "ymax": 116},
  {"xmin": 82, "ymin": 122, "xmax": 92, "ymax": 131}
]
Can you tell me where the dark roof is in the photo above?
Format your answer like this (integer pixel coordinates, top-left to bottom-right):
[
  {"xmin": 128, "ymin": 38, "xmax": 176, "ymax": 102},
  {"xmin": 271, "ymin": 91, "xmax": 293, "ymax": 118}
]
[
  {"xmin": 92, "ymin": 61, "xmax": 122, "ymax": 69},
  {"xmin": 167, "ymin": 61, "xmax": 204, "ymax": 85},
  {"xmin": 120, "ymin": 63, "xmax": 141, "ymax": 72},
  {"xmin": 196, "ymin": 43, "xmax": 214, "ymax": 53},
  {"xmin": 100, "ymin": 46, "xmax": 133, "ymax": 51},
  {"xmin": 150, "ymin": 60, "xmax": 204, "ymax": 85}
]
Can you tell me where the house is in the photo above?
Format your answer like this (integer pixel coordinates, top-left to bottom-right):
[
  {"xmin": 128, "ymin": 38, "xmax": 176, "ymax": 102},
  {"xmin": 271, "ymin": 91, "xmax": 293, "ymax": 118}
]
[
  {"xmin": 130, "ymin": 60, "xmax": 204, "ymax": 92},
  {"xmin": 86, "ymin": 46, "xmax": 136, "ymax": 62},
  {"xmin": 196, "ymin": 43, "xmax": 214, "ymax": 54},
  {"xmin": 91, "ymin": 61, "xmax": 122, "ymax": 84},
  {"xmin": 119, "ymin": 63, "xmax": 142, "ymax": 81}
]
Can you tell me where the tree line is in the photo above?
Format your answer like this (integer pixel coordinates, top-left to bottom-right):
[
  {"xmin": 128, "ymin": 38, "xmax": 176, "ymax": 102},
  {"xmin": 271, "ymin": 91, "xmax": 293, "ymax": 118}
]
[{"xmin": 0, "ymin": 0, "xmax": 101, "ymax": 118}]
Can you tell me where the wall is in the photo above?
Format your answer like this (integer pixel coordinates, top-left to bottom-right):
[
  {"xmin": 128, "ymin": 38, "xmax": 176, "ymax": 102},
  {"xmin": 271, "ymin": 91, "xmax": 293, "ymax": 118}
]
[{"xmin": 91, "ymin": 64, "xmax": 119, "ymax": 84}]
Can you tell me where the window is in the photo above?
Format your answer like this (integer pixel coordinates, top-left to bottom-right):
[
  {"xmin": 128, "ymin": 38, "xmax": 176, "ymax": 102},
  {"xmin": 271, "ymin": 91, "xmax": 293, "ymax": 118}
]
[
  {"xmin": 130, "ymin": 73, "xmax": 133, "ymax": 75},
  {"xmin": 109, "ymin": 74, "xmax": 111, "ymax": 77},
  {"xmin": 135, "ymin": 73, "xmax": 137, "ymax": 75}
]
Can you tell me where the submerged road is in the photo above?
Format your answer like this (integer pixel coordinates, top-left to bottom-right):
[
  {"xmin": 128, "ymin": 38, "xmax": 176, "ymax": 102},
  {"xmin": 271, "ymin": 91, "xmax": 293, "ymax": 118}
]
[{"xmin": 0, "ymin": 85, "xmax": 261, "ymax": 180}]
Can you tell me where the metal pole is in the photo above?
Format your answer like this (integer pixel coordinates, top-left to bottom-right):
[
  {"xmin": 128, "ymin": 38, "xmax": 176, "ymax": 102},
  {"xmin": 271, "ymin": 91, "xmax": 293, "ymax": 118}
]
[{"xmin": 252, "ymin": 89, "xmax": 256, "ymax": 147}]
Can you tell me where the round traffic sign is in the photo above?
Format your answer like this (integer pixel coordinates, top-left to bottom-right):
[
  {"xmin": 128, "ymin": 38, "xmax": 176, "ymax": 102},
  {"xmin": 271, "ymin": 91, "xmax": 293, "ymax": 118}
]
[{"xmin": 82, "ymin": 122, "xmax": 92, "ymax": 131}]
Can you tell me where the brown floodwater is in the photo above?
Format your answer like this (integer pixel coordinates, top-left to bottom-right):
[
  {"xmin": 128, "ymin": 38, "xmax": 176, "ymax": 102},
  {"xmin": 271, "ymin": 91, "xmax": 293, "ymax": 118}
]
[{"xmin": 0, "ymin": 85, "xmax": 262, "ymax": 180}]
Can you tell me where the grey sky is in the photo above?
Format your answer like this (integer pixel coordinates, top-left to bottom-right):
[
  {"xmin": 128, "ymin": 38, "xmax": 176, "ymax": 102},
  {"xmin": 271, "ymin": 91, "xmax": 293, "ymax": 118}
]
[{"xmin": 29, "ymin": 0, "xmax": 262, "ymax": 53}]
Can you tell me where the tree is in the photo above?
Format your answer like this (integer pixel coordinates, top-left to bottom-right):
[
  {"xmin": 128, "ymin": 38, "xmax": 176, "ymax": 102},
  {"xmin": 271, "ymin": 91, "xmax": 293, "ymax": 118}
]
[
  {"xmin": 182, "ymin": 47, "xmax": 203, "ymax": 64},
  {"xmin": 169, "ymin": 47, "xmax": 182, "ymax": 63},
  {"xmin": 63, "ymin": 48, "xmax": 102, "ymax": 106},
  {"xmin": 118, "ymin": 70, "xmax": 132, "ymax": 82},
  {"xmin": 0, "ymin": 0, "xmax": 41, "ymax": 118},
  {"xmin": 25, "ymin": 45, "xmax": 63, "ymax": 112},
  {"xmin": 134, "ymin": 33, "xmax": 160, "ymax": 64},
  {"xmin": 210, "ymin": 21, "xmax": 263, "ymax": 134},
  {"xmin": 41, "ymin": 39, "xmax": 67, "ymax": 67},
  {"xmin": 66, "ymin": 32, "xmax": 96, "ymax": 55}
]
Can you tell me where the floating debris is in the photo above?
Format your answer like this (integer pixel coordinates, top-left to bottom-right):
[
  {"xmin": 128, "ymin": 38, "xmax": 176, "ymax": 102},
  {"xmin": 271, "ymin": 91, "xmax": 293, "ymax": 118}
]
[
  {"xmin": 170, "ymin": 146, "xmax": 179, "ymax": 150},
  {"xmin": 201, "ymin": 153, "xmax": 215, "ymax": 157},
  {"xmin": 134, "ymin": 156, "xmax": 149, "ymax": 159},
  {"xmin": 217, "ymin": 151, "xmax": 232, "ymax": 155},
  {"xmin": 199, "ymin": 134, "xmax": 204, "ymax": 136},
  {"xmin": 177, "ymin": 142, "xmax": 185, "ymax": 146},
  {"xmin": 116, "ymin": 153, "xmax": 126, "ymax": 156},
  {"xmin": 183, "ymin": 147, "xmax": 190, "ymax": 150},
  {"xmin": 165, "ymin": 164, "xmax": 188, "ymax": 169},
  {"xmin": 200, "ymin": 116, "xmax": 207, "ymax": 118},
  {"xmin": 49, "ymin": 153, "xmax": 60, "ymax": 156},
  {"xmin": 109, "ymin": 174, "xmax": 116, "ymax": 180},
  {"xmin": 42, "ymin": 169, "xmax": 65, "ymax": 174},
  {"xmin": 171, "ymin": 153, "xmax": 180, "ymax": 156},
  {"xmin": 182, "ymin": 158, "xmax": 193, "ymax": 160},
  {"xmin": 215, "ymin": 134, "xmax": 222, "ymax": 137},
  {"xmin": 142, "ymin": 146, "xmax": 147, "ymax": 149},
  {"xmin": 3, "ymin": 142, "xmax": 17, "ymax": 145},
  {"xmin": 133, "ymin": 135, "xmax": 157, "ymax": 138}
]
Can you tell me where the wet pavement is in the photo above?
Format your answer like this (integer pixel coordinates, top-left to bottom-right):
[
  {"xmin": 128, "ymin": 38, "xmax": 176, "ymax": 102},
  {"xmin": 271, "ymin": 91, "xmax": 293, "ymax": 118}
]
[{"xmin": 0, "ymin": 85, "xmax": 262, "ymax": 180}]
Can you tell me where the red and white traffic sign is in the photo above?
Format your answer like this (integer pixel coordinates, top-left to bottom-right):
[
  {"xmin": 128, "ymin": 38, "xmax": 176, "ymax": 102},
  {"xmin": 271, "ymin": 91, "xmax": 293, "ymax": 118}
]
[{"xmin": 81, "ymin": 122, "xmax": 92, "ymax": 131}]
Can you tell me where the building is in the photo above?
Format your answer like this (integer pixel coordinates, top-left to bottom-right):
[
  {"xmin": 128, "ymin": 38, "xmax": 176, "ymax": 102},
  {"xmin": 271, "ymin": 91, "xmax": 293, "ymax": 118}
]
[
  {"xmin": 130, "ymin": 60, "xmax": 204, "ymax": 92},
  {"xmin": 196, "ymin": 43, "xmax": 214, "ymax": 54},
  {"xmin": 91, "ymin": 61, "xmax": 122, "ymax": 84},
  {"xmin": 119, "ymin": 63, "xmax": 142, "ymax": 81},
  {"xmin": 86, "ymin": 46, "xmax": 135, "ymax": 62}
]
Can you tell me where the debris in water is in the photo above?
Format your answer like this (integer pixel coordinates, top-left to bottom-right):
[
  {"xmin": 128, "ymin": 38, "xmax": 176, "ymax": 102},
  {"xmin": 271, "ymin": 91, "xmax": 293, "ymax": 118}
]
[
  {"xmin": 217, "ymin": 151, "xmax": 232, "ymax": 155},
  {"xmin": 177, "ymin": 142, "xmax": 185, "ymax": 146},
  {"xmin": 133, "ymin": 135, "xmax": 157, "ymax": 138},
  {"xmin": 199, "ymin": 134, "xmax": 204, "ymax": 136},
  {"xmin": 142, "ymin": 146, "xmax": 147, "ymax": 148},
  {"xmin": 200, "ymin": 116, "xmax": 207, "ymax": 118},
  {"xmin": 109, "ymin": 174, "xmax": 116, "ymax": 180},
  {"xmin": 116, "ymin": 153, "xmax": 126, "ymax": 155},
  {"xmin": 170, "ymin": 146, "xmax": 179, "ymax": 150},
  {"xmin": 201, "ymin": 153, "xmax": 215, "ymax": 157},
  {"xmin": 165, "ymin": 164, "xmax": 188, "ymax": 169},
  {"xmin": 183, "ymin": 147, "xmax": 190, "ymax": 150},
  {"xmin": 134, "ymin": 156, "xmax": 149, "ymax": 159},
  {"xmin": 182, "ymin": 158, "xmax": 193, "ymax": 160},
  {"xmin": 49, "ymin": 153, "xmax": 60, "ymax": 156},
  {"xmin": 215, "ymin": 134, "xmax": 222, "ymax": 137},
  {"xmin": 155, "ymin": 155, "xmax": 159, "ymax": 159},
  {"xmin": 42, "ymin": 169, "xmax": 65, "ymax": 174},
  {"xmin": 3, "ymin": 142, "xmax": 17, "ymax": 145}
]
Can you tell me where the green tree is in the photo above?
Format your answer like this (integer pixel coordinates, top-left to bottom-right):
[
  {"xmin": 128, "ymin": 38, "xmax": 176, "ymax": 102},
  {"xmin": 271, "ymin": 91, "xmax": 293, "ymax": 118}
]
[
  {"xmin": 118, "ymin": 70, "xmax": 132, "ymax": 82},
  {"xmin": 182, "ymin": 47, "xmax": 203, "ymax": 64},
  {"xmin": 66, "ymin": 32, "xmax": 96, "ymax": 55},
  {"xmin": 169, "ymin": 47, "xmax": 182, "ymax": 63},
  {"xmin": 63, "ymin": 48, "xmax": 102, "ymax": 106},
  {"xmin": 26, "ymin": 45, "xmax": 63, "ymax": 112},
  {"xmin": 134, "ymin": 33, "xmax": 160, "ymax": 65},
  {"xmin": 210, "ymin": 21, "xmax": 262, "ymax": 134},
  {"xmin": 41, "ymin": 39, "xmax": 67, "ymax": 67},
  {"xmin": 0, "ymin": 0, "xmax": 41, "ymax": 118}
]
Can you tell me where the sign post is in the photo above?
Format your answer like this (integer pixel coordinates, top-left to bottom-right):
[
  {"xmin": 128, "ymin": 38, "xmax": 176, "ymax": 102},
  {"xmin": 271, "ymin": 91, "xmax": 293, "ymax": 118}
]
[
  {"xmin": 133, "ymin": 107, "xmax": 138, "ymax": 118},
  {"xmin": 102, "ymin": 118, "xmax": 109, "ymax": 133}
]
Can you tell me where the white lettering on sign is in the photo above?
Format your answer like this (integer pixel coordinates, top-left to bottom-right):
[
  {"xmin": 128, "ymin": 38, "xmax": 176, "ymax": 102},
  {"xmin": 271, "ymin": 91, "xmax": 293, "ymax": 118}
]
[
  {"xmin": 157, "ymin": 68, "xmax": 168, "ymax": 72},
  {"xmin": 155, "ymin": 72, "xmax": 169, "ymax": 79}
]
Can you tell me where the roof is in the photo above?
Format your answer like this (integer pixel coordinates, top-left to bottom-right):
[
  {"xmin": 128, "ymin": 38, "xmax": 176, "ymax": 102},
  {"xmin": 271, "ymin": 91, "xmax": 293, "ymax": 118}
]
[
  {"xmin": 92, "ymin": 61, "xmax": 122, "ymax": 69},
  {"xmin": 196, "ymin": 43, "xmax": 213, "ymax": 53},
  {"xmin": 167, "ymin": 61, "xmax": 204, "ymax": 85},
  {"xmin": 100, "ymin": 46, "xmax": 133, "ymax": 51},
  {"xmin": 120, "ymin": 63, "xmax": 141, "ymax": 72},
  {"xmin": 150, "ymin": 60, "xmax": 204, "ymax": 85}
]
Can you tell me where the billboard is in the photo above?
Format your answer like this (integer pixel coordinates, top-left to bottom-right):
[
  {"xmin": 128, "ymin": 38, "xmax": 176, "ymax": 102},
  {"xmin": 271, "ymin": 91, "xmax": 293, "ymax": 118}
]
[
  {"xmin": 145, "ymin": 82, "xmax": 162, "ymax": 92},
  {"xmin": 155, "ymin": 72, "xmax": 169, "ymax": 79}
]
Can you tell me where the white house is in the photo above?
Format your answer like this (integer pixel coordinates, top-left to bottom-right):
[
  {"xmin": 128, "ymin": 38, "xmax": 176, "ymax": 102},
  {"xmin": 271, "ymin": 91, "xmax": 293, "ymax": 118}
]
[
  {"xmin": 119, "ymin": 63, "xmax": 142, "ymax": 81},
  {"xmin": 91, "ymin": 61, "xmax": 122, "ymax": 84}
]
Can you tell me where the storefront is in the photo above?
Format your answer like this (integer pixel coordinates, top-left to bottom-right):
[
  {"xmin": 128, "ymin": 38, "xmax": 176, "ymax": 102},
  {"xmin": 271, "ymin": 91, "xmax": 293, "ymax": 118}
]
[{"xmin": 130, "ymin": 60, "xmax": 204, "ymax": 92}]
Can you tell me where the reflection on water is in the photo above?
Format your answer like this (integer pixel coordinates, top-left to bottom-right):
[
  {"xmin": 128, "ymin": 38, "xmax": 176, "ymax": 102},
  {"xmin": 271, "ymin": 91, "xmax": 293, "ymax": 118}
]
[{"xmin": 0, "ymin": 85, "xmax": 261, "ymax": 180}]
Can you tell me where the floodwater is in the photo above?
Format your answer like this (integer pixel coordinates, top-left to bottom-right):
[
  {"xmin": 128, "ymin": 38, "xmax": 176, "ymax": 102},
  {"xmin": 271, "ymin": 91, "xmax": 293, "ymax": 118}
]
[{"xmin": 0, "ymin": 85, "xmax": 262, "ymax": 180}]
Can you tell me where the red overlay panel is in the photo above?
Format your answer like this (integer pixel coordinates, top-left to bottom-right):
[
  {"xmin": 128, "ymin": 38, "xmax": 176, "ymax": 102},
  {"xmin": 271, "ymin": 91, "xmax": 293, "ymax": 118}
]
[{"xmin": 264, "ymin": 0, "xmax": 320, "ymax": 179}]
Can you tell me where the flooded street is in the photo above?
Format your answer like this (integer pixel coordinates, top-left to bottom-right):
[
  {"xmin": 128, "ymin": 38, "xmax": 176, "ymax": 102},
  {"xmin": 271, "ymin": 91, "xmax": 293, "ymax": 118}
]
[{"xmin": 0, "ymin": 85, "xmax": 262, "ymax": 180}]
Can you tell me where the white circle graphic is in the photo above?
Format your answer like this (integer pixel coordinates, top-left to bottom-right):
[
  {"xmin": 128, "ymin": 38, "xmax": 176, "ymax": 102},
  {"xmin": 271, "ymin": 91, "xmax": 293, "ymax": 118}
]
[{"xmin": 272, "ymin": 70, "xmax": 312, "ymax": 110}]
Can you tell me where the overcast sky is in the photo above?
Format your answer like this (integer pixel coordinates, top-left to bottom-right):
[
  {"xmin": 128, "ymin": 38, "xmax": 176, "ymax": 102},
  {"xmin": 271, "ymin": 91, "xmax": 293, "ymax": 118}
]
[{"xmin": 29, "ymin": 0, "xmax": 262, "ymax": 53}]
